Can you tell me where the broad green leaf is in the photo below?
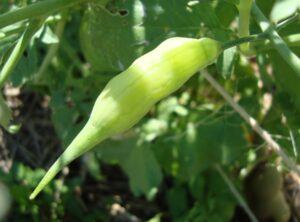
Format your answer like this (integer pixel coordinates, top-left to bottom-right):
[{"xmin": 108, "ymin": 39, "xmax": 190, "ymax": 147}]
[
  {"xmin": 270, "ymin": 0, "xmax": 300, "ymax": 23},
  {"xmin": 122, "ymin": 144, "xmax": 162, "ymax": 197},
  {"xmin": 256, "ymin": 0, "xmax": 276, "ymax": 16},
  {"xmin": 215, "ymin": 1, "xmax": 238, "ymax": 27},
  {"xmin": 186, "ymin": 171, "xmax": 236, "ymax": 222},
  {"xmin": 80, "ymin": 1, "xmax": 145, "ymax": 73},
  {"xmin": 80, "ymin": 0, "xmax": 230, "ymax": 73},
  {"xmin": 95, "ymin": 136, "xmax": 137, "ymax": 164},
  {"xmin": 263, "ymin": 92, "xmax": 300, "ymax": 159},
  {"xmin": 269, "ymin": 48, "xmax": 300, "ymax": 111},
  {"xmin": 96, "ymin": 136, "xmax": 162, "ymax": 197},
  {"xmin": 10, "ymin": 39, "xmax": 38, "ymax": 86},
  {"xmin": 38, "ymin": 25, "xmax": 59, "ymax": 45},
  {"xmin": 167, "ymin": 186, "xmax": 188, "ymax": 218},
  {"xmin": 176, "ymin": 112, "xmax": 247, "ymax": 178}
]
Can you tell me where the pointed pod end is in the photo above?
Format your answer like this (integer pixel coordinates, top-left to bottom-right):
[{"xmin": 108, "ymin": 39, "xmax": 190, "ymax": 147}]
[
  {"xmin": 29, "ymin": 192, "xmax": 36, "ymax": 200},
  {"xmin": 29, "ymin": 186, "xmax": 42, "ymax": 200}
]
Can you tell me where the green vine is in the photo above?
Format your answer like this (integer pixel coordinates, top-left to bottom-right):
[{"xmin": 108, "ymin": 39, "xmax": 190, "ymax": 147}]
[
  {"xmin": 0, "ymin": 19, "xmax": 44, "ymax": 88},
  {"xmin": 251, "ymin": 1, "xmax": 300, "ymax": 78},
  {"xmin": 0, "ymin": 0, "xmax": 85, "ymax": 29}
]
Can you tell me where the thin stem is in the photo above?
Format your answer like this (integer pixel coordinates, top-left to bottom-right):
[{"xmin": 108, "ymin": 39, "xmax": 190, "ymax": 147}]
[
  {"xmin": 202, "ymin": 70, "xmax": 300, "ymax": 176},
  {"xmin": 253, "ymin": 34, "xmax": 300, "ymax": 53},
  {"xmin": 215, "ymin": 165, "xmax": 258, "ymax": 222},
  {"xmin": 0, "ymin": 19, "xmax": 44, "ymax": 88},
  {"xmin": 222, "ymin": 33, "xmax": 267, "ymax": 50},
  {"xmin": 60, "ymin": 38, "xmax": 89, "ymax": 76},
  {"xmin": 0, "ymin": 0, "xmax": 85, "ymax": 29},
  {"xmin": 275, "ymin": 12, "xmax": 299, "ymax": 31},
  {"xmin": 238, "ymin": 0, "xmax": 252, "ymax": 52},
  {"xmin": 251, "ymin": 1, "xmax": 300, "ymax": 78},
  {"xmin": 0, "ymin": 15, "xmax": 63, "ymax": 44},
  {"xmin": 34, "ymin": 15, "xmax": 67, "ymax": 80},
  {"xmin": 0, "ymin": 35, "xmax": 19, "ymax": 51}
]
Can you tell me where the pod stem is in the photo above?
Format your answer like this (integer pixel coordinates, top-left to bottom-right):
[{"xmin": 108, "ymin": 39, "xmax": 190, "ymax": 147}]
[{"xmin": 221, "ymin": 33, "xmax": 267, "ymax": 50}]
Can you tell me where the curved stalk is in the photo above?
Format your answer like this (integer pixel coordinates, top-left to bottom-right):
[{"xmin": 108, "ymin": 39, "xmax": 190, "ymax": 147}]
[
  {"xmin": 34, "ymin": 15, "xmax": 67, "ymax": 81},
  {"xmin": 0, "ymin": 19, "xmax": 44, "ymax": 88},
  {"xmin": 238, "ymin": 0, "xmax": 252, "ymax": 53},
  {"xmin": 251, "ymin": 2, "xmax": 300, "ymax": 78},
  {"xmin": 221, "ymin": 33, "xmax": 267, "ymax": 50},
  {"xmin": 0, "ymin": 0, "xmax": 85, "ymax": 29}
]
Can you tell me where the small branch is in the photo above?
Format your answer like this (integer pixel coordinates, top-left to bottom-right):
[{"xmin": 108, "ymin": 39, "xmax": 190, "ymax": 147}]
[
  {"xmin": 0, "ymin": 19, "xmax": 44, "ymax": 88},
  {"xmin": 215, "ymin": 165, "xmax": 258, "ymax": 222},
  {"xmin": 34, "ymin": 15, "xmax": 67, "ymax": 81},
  {"xmin": 221, "ymin": 33, "xmax": 267, "ymax": 50},
  {"xmin": 251, "ymin": 1, "xmax": 300, "ymax": 78},
  {"xmin": 289, "ymin": 129, "xmax": 298, "ymax": 157},
  {"xmin": 275, "ymin": 12, "xmax": 299, "ymax": 31},
  {"xmin": 238, "ymin": 0, "xmax": 252, "ymax": 52},
  {"xmin": 202, "ymin": 71, "xmax": 300, "ymax": 176},
  {"xmin": 0, "ymin": 0, "xmax": 85, "ymax": 29}
]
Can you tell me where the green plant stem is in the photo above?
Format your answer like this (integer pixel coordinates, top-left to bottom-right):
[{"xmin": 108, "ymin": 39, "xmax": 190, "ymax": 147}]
[
  {"xmin": 60, "ymin": 37, "xmax": 89, "ymax": 77},
  {"xmin": 238, "ymin": 0, "xmax": 252, "ymax": 52},
  {"xmin": 34, "ymin": 15, "xmax": 67, "ymax": 80},
  {"xmin": 202, "ymin": 70, "xmax": 300, "ymax": 177},
  {"xmin": 0, "ymin": 35, "xmax": 19, "ymax": 51},
  {"xmin": 222, "ymin": 33, "xmax": 267, "ymax": 50},
  {"xmin": 215, "ymin": 165, "xmax": 258, "ymax": 222},
  {"xmin": 275, "ymin": 12, "xmax": 299, "ymax": 31},
  {"xmin": 251, "ymin": 1, "xmax": 300, "ymax": 78},
  {"xmin": 0, "ymin": 0, "xmax": 85, "ymax": 29},
  {"xmin": 0, "ymin": 19, "xmax": 44, "ymax": 88},
  {"xmin": 253, "ymin": 34, "xmax": 300, "ymax": 52}
]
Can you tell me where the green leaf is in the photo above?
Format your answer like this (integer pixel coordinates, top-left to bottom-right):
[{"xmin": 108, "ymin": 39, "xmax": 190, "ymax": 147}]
[
  {"xmin": 80, "ymin": 0, "xmax": 231, "ymax": 73},
  {"xmin": 10, "ymin": 39, "xmax": 38, "ymax": 86},
  {"xmin": 96, "ymin": 136, "xmax": 162, "ymax": 198},
  {"xmin": 95, "ymin": 136, "xmax": 137, "ymax": 164},
  {"xmin": 217, "ymin": 46, "xmax": 237, "ymax": 79},
  {"xmin": 215, "ymin": 1, "xmax": 238, "ymax": 28},
  {"xmin": 176, "ymin": 112, "xmax": 247, "ymax": 177},
  {"xmin": 167, "ymin": 185, "xmax": 188, "ymax": 219},
  {"xmin": 85, "ymin": 153, "xmax": 103, "ymax": 181},
  {"xmin": 38, "ymin": 25, "xmax": 59, "ymax": 45},
  {"xmin": 186, "ymin": 171, "xmax": 236, "ymax": 222},
  {"xmin": 121, "ymin": 144, "xmax": 162, "ymax": 198},
  {"xmin": 269, "ymin": 48, "xmax": 300, "ymax": 111},
  {"xmin": 80, "ymin": 1, "xmax": 145, "ymax": 72},
  {"xmin": 270, "ymin": 0, "xmax": 300, "ymax": 23}
]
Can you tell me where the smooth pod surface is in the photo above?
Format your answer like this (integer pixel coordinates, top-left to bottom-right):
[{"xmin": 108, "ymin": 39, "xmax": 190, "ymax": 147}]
[{"xmin": 30, "ymin": 37, "xmax": 222, "ymax": 199}]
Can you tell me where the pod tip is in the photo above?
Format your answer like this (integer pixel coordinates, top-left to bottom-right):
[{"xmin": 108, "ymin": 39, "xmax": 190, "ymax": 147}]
[{"xmin": 29, "ymin": 193, "xmax": 36, "ymax": 200}]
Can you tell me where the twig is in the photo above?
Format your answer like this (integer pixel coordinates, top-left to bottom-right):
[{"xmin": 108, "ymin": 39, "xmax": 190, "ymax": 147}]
[
  {"xmin": 34, "ymin": 14, "xmax": 67, "ymax": 81},
  {"xmin": 289, "ymin": 129, "xmax": 298, "ymax": 157},
  {"xmin": 0, "ymin": 0, "xmax": 84, "ymax": 29},
  {"xmin": 215, "ymin": 164, "xmax": 258, "ymax": 222},
  {"xmin": 275, "ymin": 12, "xmax": 299, "ymax": 31},
  {"xmin": 202, "ymin": 70, "xmax": 300, "ymax": 176},
  {"xmin": 0, "ymin": 19, "xmax": 44, "ymax": 88},
  {"xmin": 251, "ymin": 2, "xmax": 300, "ymax": 78}
]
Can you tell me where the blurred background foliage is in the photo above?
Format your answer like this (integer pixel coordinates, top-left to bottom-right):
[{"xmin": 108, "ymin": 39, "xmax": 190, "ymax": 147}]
[{"xmin": 0, "ymin": 0, "xmax": 300, "ymax": 221}]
